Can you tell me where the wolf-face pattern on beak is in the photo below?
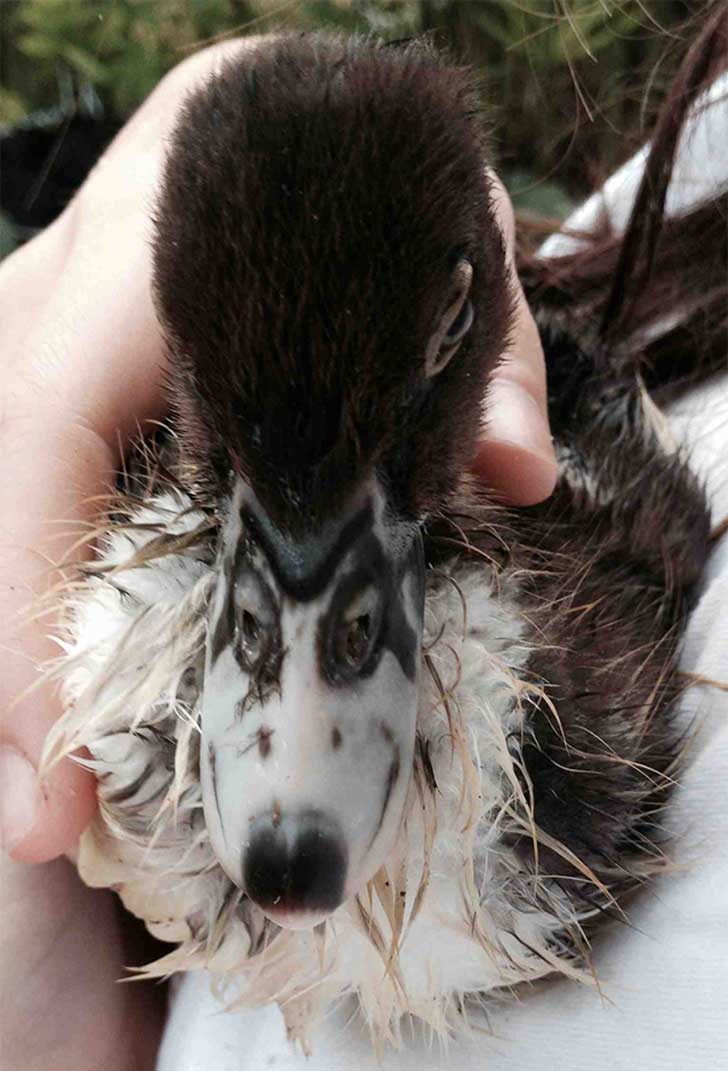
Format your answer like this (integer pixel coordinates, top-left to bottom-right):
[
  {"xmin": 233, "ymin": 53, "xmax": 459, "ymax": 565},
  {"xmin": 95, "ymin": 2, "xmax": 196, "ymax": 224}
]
[{"xmin": 201, "ymin": 478, "xmax": 424, "ymax": 927}]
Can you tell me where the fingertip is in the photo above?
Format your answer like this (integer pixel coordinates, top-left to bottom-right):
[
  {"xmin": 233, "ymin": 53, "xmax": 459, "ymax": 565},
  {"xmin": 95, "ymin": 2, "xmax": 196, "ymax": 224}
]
[
  {"xmin": 472, "ymin": 438, "xmax": 558, "ymax": 506},
  {"xmin": 474, "ymin": 377, "xmax": 558, "ymax": 505}
]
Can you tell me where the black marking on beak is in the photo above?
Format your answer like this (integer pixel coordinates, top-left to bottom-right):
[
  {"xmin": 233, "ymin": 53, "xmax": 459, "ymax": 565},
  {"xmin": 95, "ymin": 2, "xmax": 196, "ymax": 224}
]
[
  {"xmin": 382, "ymin": 748, "xmax": 401, "ymax": 819},
  {"xmin": 244, "ymin": 810, "xmax": 348, "ymax": 915},
  {"xmin": 318, "ymin": 528, "xmax": 424, "ymax": 686},
  {"xmin": 207, "ymin": 742, "xmax": 224, "ymax": 830},
  {"xmin": 258, "ymin": 725, "xmax": 274, "ymax": 759},
  {"xmin": 240, "ymin": 503, "xmax": 374, "ymax": 603},
  {"xmin": 223, "ymin": 494, "xmax": 425, "ymax": 693},
  {"xmin": 210, "ymin": 531, "xmax": 285, "ymax": 708},
  {"xmin": 178, "ymin": 664, "xmax": 200, "ymax": 705},
  {"xmin": 235, "ymin": 725, "xmax": 275, "ymax": 758},
  {"xmin": 332, "ymin": 726, "xmax": 343, "ymax": 750}
]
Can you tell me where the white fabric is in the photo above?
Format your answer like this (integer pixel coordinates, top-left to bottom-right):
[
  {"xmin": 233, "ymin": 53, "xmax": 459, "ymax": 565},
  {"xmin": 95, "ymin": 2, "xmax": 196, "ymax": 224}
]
[
  {"xmin": 157, "ymin": 76, "xmax": 728, "ymax": 1071},
  {"xmin": 540, "ymin": 72, "xmax": 728, "ymax": 259}
]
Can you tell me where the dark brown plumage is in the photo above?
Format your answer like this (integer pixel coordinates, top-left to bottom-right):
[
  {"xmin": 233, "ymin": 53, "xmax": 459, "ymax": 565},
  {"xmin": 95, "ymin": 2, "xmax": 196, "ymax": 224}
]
[
  {"xmin": 152, "ymin": 35, "xmax": 512, "ymax": 531},
  {"xmin": 426, "ymin": 327, "xmax": 711, "ymax": 913}
]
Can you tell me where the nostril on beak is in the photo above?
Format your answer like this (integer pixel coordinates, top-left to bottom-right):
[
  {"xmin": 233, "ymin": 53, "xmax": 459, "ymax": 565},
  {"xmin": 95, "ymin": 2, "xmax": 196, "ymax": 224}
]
[{"xmin": 244, "ymin": 810, "xmax": 348, "ymax": 916}]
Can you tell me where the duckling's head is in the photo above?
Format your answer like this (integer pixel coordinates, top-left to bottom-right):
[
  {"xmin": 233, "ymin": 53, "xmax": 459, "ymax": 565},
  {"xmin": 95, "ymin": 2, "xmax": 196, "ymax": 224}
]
[{"xmin": 153, "ymin": 34, "xmax": 511, "ymax": 929}]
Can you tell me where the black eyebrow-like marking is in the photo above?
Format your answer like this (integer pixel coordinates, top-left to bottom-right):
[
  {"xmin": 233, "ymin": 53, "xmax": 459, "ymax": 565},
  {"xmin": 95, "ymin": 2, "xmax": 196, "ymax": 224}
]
[
  {"xmin": 210, "ymin": 537, "xmax": 285, "ymax": 702},
  {"xmin": 317, "ymin": 528, "xmax": 422, "ymax": 684},
  {"xmin": 208, "ymin": 742, "xmax": 224, "ymax": 832},
  {"xmin": 240, "ymin": 502, "xmax": 374, "ymax": 601},
  {"xmin": 209, "ymin": 544, "xmax": 238, "ymax": 664},
  {"xmin": 381, "ymin": 532, "xmax": 424, "ymax": 682},
  {"xmin": 258, "ymin": 725, "xmax": 274, "ymax": 759}
]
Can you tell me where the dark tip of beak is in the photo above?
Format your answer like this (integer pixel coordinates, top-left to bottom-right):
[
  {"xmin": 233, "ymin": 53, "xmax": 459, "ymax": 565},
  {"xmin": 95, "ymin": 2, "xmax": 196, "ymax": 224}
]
[{"xmin": 244, "ymin": 810, "xmax": 348, "ymax": 916}]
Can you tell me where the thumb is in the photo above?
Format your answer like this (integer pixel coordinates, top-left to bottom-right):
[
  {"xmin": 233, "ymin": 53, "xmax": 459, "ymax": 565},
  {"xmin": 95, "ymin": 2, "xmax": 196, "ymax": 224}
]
[
  {"xmin": 0, "ymin": 423, "xmax": 115, "ymax": 862},
  {"xmin": 473, "ymin": 172, "xmax": 557, "ymax": 505},
  {"xmin": 0, "ymin": 217, "xmax": 162, "ymax": 863}
]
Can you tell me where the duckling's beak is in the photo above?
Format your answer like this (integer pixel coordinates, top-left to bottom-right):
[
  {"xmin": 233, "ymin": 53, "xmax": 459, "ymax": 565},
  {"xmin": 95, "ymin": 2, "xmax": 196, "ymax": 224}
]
[{"xmin": 200, "ymin": 480, "xmax": 425, "ymax": 929}]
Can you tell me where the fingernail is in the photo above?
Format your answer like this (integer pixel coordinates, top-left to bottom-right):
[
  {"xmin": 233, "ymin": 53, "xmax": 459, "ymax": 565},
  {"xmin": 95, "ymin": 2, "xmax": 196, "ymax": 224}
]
[
  {"xmin": 0, "ymin": 746, "xmax": 41, "ymax": 854},
  {"xmin": 483, "ymin": 377, "xmax": 555, "ymax": 463}
]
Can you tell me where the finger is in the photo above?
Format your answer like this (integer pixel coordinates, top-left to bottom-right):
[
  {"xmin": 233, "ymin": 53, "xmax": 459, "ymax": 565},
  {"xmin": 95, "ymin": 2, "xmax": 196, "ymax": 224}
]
[
  {"xmin": 474, "ymin": 283, "xmax": 558, "ymax": 505},
  {"xmin": 0, "ymin": 163, "xmax": 166, "ymax": 864},
  {"xmin": 0, "ymin": 104, "xmax": 167, "ymax": 860},
  {"xmin": 0, "ymin": 198, "xmax": 164, "ymax": 862},
  {"xmin": 473, "ymin": 174, "xmax": 557, "ymax": 505}
]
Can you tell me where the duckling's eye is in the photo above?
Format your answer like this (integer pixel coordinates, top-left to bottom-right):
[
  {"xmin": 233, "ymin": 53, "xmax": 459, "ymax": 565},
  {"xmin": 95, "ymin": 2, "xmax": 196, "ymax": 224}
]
[
  {"xmin": 444, "ymin": 299, "xmax": 473, "ymax": 346},
  {"xmin": 425, "ymin": 258, "xmax": 474, "ymax": 378},
  {"xmin": 339, "ymin": 614, "xmax": 371, "ymax": 670},
  {"xmin": 325, "ymin": 585, "xmax": 383, "ymax": 683}
]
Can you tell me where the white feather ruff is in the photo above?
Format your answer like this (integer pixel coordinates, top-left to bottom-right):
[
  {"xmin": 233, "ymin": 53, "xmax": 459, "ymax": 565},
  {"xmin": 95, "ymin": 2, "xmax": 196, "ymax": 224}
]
[{"xmin": 45, "ymin": 491, "xmax": 596, "ymax": 1050}]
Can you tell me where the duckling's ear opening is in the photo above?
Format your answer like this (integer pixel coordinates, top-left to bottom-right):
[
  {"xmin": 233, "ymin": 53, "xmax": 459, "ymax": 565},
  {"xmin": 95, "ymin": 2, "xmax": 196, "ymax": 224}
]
[{"xmin": 424, "ymin": 258, "xmax": 474, "ymax": 378}]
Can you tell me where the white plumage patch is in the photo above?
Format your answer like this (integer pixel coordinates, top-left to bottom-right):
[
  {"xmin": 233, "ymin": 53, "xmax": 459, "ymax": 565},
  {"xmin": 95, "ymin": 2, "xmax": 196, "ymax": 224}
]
[{"xmin": 46, "ymin": 490, "xmax": 594, "ymax": 1051}]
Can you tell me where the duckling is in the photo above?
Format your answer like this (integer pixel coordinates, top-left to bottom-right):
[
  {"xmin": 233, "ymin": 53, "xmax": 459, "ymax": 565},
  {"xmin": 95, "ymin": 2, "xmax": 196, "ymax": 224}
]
[{"xmin": 49, "ymin": 33, "xmax": 717, "ymax": 1049}]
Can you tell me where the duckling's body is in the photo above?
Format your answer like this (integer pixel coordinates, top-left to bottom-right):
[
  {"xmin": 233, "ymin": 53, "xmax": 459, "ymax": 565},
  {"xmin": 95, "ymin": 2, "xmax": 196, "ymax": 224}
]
[{"xmin": 51, "ymin": 33, "xmax": 717, "ymax": 1049}]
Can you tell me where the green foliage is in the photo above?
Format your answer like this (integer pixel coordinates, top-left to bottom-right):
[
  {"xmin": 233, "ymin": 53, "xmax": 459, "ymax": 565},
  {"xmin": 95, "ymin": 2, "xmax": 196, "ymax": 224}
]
[
  {"xmin": 0, "ymin": 1, "xmax": 711, "ymax": 205},
  {"xmin": 2, "ymin": 0, "xmax": 251, "ymax": 121},
  {"xmin": 504, "ymin": 169, "xmax": 575, "ymax": 220},
  {"xmin": 424, "ymin": 1, "xmax": 705, "ymax": 197}
]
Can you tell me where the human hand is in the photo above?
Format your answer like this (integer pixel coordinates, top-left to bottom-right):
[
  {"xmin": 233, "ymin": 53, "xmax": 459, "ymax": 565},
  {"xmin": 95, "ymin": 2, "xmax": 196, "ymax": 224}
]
[{"xmin": 476, "ymin": 172, "xmax": 557, "ymax": 505}]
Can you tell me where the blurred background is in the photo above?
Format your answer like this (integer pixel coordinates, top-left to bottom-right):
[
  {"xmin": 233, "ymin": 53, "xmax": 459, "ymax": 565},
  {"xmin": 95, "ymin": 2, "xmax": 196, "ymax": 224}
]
[{"xmin": 0, "ymin": 0, "xmax": 714, "ymax": 258}]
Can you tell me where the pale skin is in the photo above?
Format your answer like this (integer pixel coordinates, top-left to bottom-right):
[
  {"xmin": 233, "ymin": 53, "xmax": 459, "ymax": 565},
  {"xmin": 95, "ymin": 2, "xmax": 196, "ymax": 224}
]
[{"xmin": 0, "ymin": 38, "xmax": 557, "ymax": 1071}]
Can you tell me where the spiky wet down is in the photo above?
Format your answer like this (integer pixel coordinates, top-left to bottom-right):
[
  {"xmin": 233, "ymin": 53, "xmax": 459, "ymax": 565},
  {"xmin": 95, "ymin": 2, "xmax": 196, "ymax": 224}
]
[{"xmin": 47, "ymin": 476, "xmax": 599, "ymax": 1049}]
